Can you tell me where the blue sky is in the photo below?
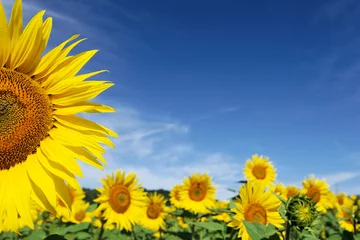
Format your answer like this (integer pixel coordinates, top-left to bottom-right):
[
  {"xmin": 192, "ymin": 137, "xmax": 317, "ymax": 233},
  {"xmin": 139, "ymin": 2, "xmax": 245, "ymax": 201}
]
[{"xmin": 5, "ymin": 0, "xmax": 360, "ymax": 199}]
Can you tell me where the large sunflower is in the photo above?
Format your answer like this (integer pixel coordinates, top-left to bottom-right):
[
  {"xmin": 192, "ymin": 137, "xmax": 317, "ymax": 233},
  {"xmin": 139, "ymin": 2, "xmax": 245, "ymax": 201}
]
[
  {"xmin": 0, "ymin": 0, "xmax": 117, "ymax": 232},
  {"xmin": 243, "ymin": 154, "xmax": 277, "ymax": 187},
  {"xmin": 94, "ymin": 170, "xmax": 147, "ymax": 232},
  {"xmin": 179, "ymin": 173, "xmax": 216, "ymax": 214},
  {"xmin": 140, "ymin": 192, "xmax": 167, "ymax": 232},
  {"xmin": 301, "ymin": 175, "xmax": 334, "ymax": 213},
  {"xmin": 228, "ymin": 181, "xmax": 284, "ymax": 240},
  {"xmin": 169, "ymin": 184, "xmax": 183, "ymax": 209}
]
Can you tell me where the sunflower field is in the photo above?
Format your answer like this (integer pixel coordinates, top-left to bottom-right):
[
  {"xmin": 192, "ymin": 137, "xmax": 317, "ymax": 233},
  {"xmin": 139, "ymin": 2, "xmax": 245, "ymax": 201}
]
[
  {"xmin": 0, "ymin": 0, "xmax": 359, "ymax": 239},
  {"xmin": 0, "ymin": 154, "xmax": 358, "ymax": 240}
]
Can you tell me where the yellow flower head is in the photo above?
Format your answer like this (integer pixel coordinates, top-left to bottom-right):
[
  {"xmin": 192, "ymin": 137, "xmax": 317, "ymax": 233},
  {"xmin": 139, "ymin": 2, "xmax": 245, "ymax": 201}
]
[
  {"xmin": 228, "ymin": 181, "xmax": 284, "ymax": 240},
  {"xmin": 140, "ymin": 192, "xmax": 167, "ymax": 232},
  {"xmin": 243, "ymin": 154, "xmax": 277, "ymax": 187},
  {"xmin": 301, "ymin": 174, "xmax": 333, "ymax": 213},
  {"xmin": 179, "ymin": 173, "xmax": 216, "ymax": 214},
  {"xmin": 177, "ymin": 217, "xmax": 189, "ymax": 229},
  {"xmin": 170, "ymin": 184, "xmax": 184, "ymax": 208},
  {"xmin": 0, "ymin": 0, "xmax": 117, "ymax": 231},
  {"xmin": 271, "ymin": 183, "xmax": 286, "ymax": 199},
  {"xmin": 336, "ymin": 195, "xmax": 360, "ymax": 232},
  {"xmin": 284, "ymin": 185, "xmax": 300, "ymax": 200},
  {"xmin": 62, "ymin": 201, "xmax": 93, "ymax": 224},
  {"xmin": 94, "ymin": 170, "xmax": 147, "ymax": 232},
  {"xmin": 212, "ymin": 201, "xmax": 232, "ymax": 223},
  {"xmin": 56, "ymin": 184, "xmax": 86, "ymax": 219}
]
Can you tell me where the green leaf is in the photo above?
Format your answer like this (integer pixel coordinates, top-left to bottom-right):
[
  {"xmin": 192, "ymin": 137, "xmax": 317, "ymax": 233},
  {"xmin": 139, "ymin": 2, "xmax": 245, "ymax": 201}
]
[
  {"xmin": 64, "ymin": 222, "xmax": 90, "ymax": 233},
  {"xmin": 191, "ymin": 221, "xmax": 224, "ymax": 232},
  {"xmin": 327, "ymin": 234, "xmax": 342, "ymax": 240},
  {"xmin": 75, "ymin": 232, "xmax": 93, "ymax": 240},
  {"xmin": 264, "ymin": 224, "xmax": 278, "ymax": 237},
  {"xmin": 22, "ymin": 230, "xmax": 47, "ymax": 240},
  {"xmin": 242, "ymin": 221, "xmax": 267, "ymax": 240},
  {"xmin": 86, "ymin": 203, "xmax": 98, "ymax": 212},
  {"xmin": 169, "ymin": 209, "xmax": 184, "ymax": 216},
  {"xmin": 43, "ymin": 235, "xmax": 67, "ymax": 240}
]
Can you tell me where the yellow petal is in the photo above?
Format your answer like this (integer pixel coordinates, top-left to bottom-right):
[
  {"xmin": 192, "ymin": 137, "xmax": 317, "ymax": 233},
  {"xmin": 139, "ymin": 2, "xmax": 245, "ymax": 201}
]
[
  {"xmin": 45, "ymin": 70, "xmax": 107, "ymax": 95},
  {"xmin": 65, "ymin": 145, "xmax": 104, "ymax": 170},
  {"xmin": 9, "ymin": 10, "xmax": 45, "ymax": 70},
  {"xmin": 42, "ymin": 49, "xmax": 97, "ymax": 88},
  {"xmin": 0, "ymin": 3, "xmax": 10, "ymax": 67},
  {"xmin": 54, "ymin": 115, "xmax": 118, "ymax": 137},
  {"xmin": 40, "ymin": 138, "xmax": 83, "ymax": 177},
  {"xmin": 52, "ymin": 82, "xmax": 114, "ymax": 106},
  {"xmin": 54, "ymin": 102, "xmax": 115, "ymax": 115},
  {"xmin": 37, "ymin": 147, "xmax": 80, "ymax": 190},
  {"xmin": 8, "ymin": 0, "xmax": 23, "ymax": 50},
  {"xmin": 33, "ymin": 34, "xmax": 80, "ymax": 77},
  {"xmin": 25, "ymin": 154, "xmax": 57, "ymax": 210}
]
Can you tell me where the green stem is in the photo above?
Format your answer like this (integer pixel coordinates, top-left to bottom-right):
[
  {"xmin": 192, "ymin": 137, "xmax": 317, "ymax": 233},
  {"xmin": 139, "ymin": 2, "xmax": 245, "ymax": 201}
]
[
  {"xmin": 132, "ymin": 226, "xmax": 137, "ymax": 240},
  {"xmin": 97, "ymin": 218, "xmax": 105, "ymax": 240},
  {"xmin": 228, "ymin": 228, "xmax": 236, "ymax": 240},
  {"xmin": 191, "ymin": 225, "xmax": 196, "ymax": 240},
  {"xmin": 285, "ymin": 221, "xmax": 291, "ymax": 240}
]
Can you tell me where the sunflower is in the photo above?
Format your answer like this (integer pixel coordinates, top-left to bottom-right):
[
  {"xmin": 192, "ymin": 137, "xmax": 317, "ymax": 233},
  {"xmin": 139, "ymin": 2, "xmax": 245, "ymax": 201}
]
[
  {"xmin": 170, "ymin": 184, "xmax": 183, "ymax": 209},
  {"xmin": 301, "ymin": 175, "xmax": 333, "ymax": 213},
  {"xmin": 56, "ymin": 184, "xmax": 86, "ymax": 219},
  {"xmin": 0, "ymin": 0, "xmax": 117, "ymax": 231},
  {"xmin": 94, "ymin": 170, "xmax": 147, "ymax": 232},
  {"xmin": 336, "ymin": 196, "xmax": 360, "ymax": 232},
  {"xmin": 271, "ymin": 182, "xmax": 286, "ymax": 200},
  {"xmin": 177, "ymin": 217, "xmax": 189, "ymax": 229},
  {"xmin": 284, "ymin": 185, "xmax": 300, "ymax": 200},
  {"xmin": 92, "ymin": 207, "xmax": 115, "ymax": 230},
  {"xmin": 62, "ymin": 201, "xmax": 93, "ymax": 224},
  {"xmin": 243, "ymin": 154, "xmax": 277, "ymax": 187},
  {"xmin": 228, "ymin": 181, "xmax": 284, "ymax": 240},
  {"xmin": 179, "ymin": 173, "xmax": 216, "ymax": 214},
  {"xmin": 212, "ymin": 201, "xmax": 231, "ymax": 223},
  {"xmin": 140, "ymin": 192, "xmax": 167, "ymax": 232}
]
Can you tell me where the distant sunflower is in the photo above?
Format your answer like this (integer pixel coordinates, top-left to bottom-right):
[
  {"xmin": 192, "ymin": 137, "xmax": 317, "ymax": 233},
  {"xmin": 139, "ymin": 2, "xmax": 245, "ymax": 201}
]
[
  {"xmin": 140, "ymin": 192, "xmax": 167, "ymax": 232},
  {"xmin": 170, "ymin": 185, "xmax": 183, "ymax": 208},
  {"xmin": 283, "ymin": 185, "xmax": 300, "ymax": 200},
  {"xmin": 212, "ymin": 201, "xmax": 231, "ymax": 223},
  {"xmin": 94, "ymin": 170, "xmax": 147, "ymax": 232},
  {"xmin": 336, "ymin": 196, "xmax": 360, "ymax": 232},
  {"xmin": 228, "ymin": 181, "xmax": 284, "ymax": 240},
  {"xmin": 243, "ymin": 154, "xmax": 276, "ymax": 187},
  {"xmin": 0, "ymin": 0, "xmax": 117, "ymax": 231},
  {"xmin": 271, "ymin": 183, "xmax": 286, "ymax": 200},
  {"xmin": 63, "ymin": 201, "xmax": 92, "ymax": 224},
  {"xmin": 56, "ymin": 184, "xmax": 86, "ymax": 219},
  {"xmin": 179, "ymin": 173, "xmax": 216, "ymax": 214},
  {"xmin": 177, "ymin": 217, "xmax": 189, "ymax": 229},
  {"xmin": 92, "ymin": 208, "xmax": 115, "ymax": 230},
  {"xmin": 301, "ymin": 175, "xmax": 333, "ymax": 213}
]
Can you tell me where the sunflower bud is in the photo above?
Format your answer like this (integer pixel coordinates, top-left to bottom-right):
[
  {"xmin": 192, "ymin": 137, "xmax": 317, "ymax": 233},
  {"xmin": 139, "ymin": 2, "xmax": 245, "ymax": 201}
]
[{"xmin": 285, "ymin": 194, "xmax": 319, "ymax": 231}]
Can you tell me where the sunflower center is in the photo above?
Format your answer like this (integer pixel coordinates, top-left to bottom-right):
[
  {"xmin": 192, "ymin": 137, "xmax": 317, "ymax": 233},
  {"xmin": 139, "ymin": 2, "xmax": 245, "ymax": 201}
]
[
  {"xmin": 189, "ymin": 183, "xmax": 207, "ymax": 201},
  {"xmin": 109, "ymin": 185, "xmax": 131, "ymax": 214},
  {"xmin": 74, "ymin": 210, "xmax": 86, "ymax": 222},
  {"xmin": 244, "ymin": 203, "xmax": 267, "ymax": 225},
  {"xmin": 147, "ymin": 204, "xmax": 161, "ymax": 219},
  {"xmin": 0, "ymin": 68, "xmax": 52, "ymax": 170},
  {"xmin": 307, "ymin": 187, "xmax": 320, "ymax": 203},
  {"xmin": 252, "ymin": 166, "xmax": 266, "ymax": 180}
]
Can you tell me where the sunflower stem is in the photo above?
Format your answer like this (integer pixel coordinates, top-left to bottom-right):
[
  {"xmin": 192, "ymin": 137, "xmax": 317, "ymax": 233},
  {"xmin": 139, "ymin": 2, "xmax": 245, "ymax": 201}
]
[
  {"xmin": 285, "ymin": 221, "xmax": 291, "ymax": 240},
  {"xmin": 97, "ymin": 218, "xmax": 105, "ymax": 240},
  {"xmin": 191, "ymin": 224, "xmax": 196, "ymax": 240},
  {"xmin": 228, "ymin": 228, "xmax": 236, "ymax": 240}
]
